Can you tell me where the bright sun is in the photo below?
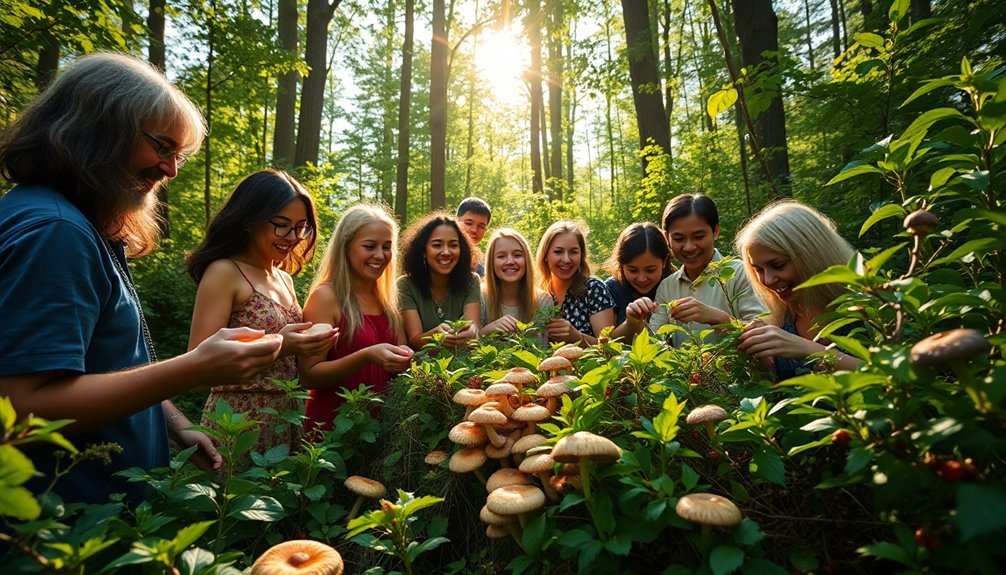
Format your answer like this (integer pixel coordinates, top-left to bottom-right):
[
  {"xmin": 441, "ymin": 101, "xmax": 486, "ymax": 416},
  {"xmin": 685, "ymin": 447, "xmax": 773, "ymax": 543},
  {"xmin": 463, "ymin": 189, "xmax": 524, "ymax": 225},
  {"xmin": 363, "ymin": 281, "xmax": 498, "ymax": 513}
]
[{"xmin": 472, "ymin": 27, "xmax": 530, "ymax": 107}]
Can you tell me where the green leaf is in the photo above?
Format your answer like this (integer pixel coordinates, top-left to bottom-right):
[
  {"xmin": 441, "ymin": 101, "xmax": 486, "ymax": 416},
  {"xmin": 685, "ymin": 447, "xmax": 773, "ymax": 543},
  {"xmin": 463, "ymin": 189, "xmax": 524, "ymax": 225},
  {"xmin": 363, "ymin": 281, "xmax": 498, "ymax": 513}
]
[
  {"xmin": 859, "ymin": 203, "xmax": 907, "ymax": 237},
  {"xmin": 844, "ymin": 447, "xmax": 872, "ymax": 476},
  {"xmin": 707, "ymin": 88, "xmax": 738, "ymax": 121},
  {"xmin": 955, "ymin": 483, "xmax": 1006, "ymax": 541},
  {"xmin": 0, "ymin": 397, "xmax": 16, "ymax": 432},
  {"xmin": 888, "ymin": 0, "xmax": 909, "ymax": 22},
  {"xmin": 857, "ymin": 541, "xmax": 912, "ymax": 566},
  {"xmin": 751, "ymin": 448, "xmax": 785, "ymax": 486},
  {"xmin": 901, "ymin": 78, "xmax": 959, "ymax": 108},
  {"xmin": 227, "ymin": 496, "xmax": 285, "ymax": 521},
  {"xmin": 731, "ymin": 519, "xmax": 764, "ymax": 546},
  {"xmin": 407, "ymin": 536, "xmax": 449, "ymax": 562},
  {"xmin": 168, "ymin": 521, "xmax": 215, "ymax": 553},
  {"xmin": 901, "ymin": 108, "xmax": 974, "ymax": 141},
  {"xmin": 0, "ymin": 444, "xmax": 36, "ymax": 487},
  {"xmin": 854, "ymin": 32, "xmax": 884, "ymax": 49},
  {"xmin": 0, "ymin": 485, "xmax": 41, "ymax": 520},
  {"xmin": 932, "ymin": 238, "xmax": 1004, "ymax": 266},
  {"xmin": 709, "ymin": 544, "xmax": 744, "ymax": 575},
  {"xmin": 795, "ymin": 266, "xmax": 862, "ymax": 290},
  {"xmin": 557, "ymin": 527, "xmax": 595, "ymax": 548},
  {"xmin": 826, "ymin": 164, "xmax": 885, "ymax": 185},
  {"xmin": 522, "ymin": 512, "xmax": 548, "ymax": 555},
  {"xmin": 865, "ymin": 243, "xmax": 907, "ymax": 275}
]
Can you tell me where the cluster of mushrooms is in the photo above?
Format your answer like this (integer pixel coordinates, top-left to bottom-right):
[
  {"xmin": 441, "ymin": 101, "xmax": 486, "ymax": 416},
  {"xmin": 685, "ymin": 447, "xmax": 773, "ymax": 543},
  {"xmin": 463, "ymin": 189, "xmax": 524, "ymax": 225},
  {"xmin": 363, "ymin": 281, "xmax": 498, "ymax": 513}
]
[{"xmin": 429, "ymin": 344, "xmax": 745, "ymax": 546}]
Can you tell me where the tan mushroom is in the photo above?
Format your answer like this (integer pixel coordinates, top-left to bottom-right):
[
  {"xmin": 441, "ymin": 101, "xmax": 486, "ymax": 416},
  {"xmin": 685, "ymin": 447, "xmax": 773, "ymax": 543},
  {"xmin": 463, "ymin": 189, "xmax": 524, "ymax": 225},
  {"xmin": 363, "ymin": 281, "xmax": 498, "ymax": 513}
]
[
  {"xmin": 535, "ymin": 374, "xmax": 577, "ymax": 413},
  {"xmin": 424, "ymin": 450, "xmax": 448, "ymax": 466},
  {"xmin": 538, "ymin": 355, "xmax": 573, "ymax": 378},
  {"xmin": 251, "ymin": 540, "xmax": 344, "ymax": 575},
  {"xmin": 486, "ymin": 468, "xmax": 533, "ymax": 492},
  {"xmin": 511, "ymin": 433, "xmax": 548, "ymax": 464},
  {"xmin": 686, "ymin": 404, "xmax": 730, "ymax": 442},
  {"xmin": 449, "ymin": 446, "xmax": 488, "ymax": 483},
  {"xmin": 449, "ymin": 421, "xmax": 488, "ymax": 446},
  {"xmin": 501, "ymin": 367, "xmax": 538, "ymax": 391},
  {"xmin": 453, "ymin": 388, "xmax": 490, "ymax": 419},
  {"xmin": 553, "ymin": 344, "xmax": 585, "ymax": 362},
  {"xmin": 903, "ymin": 210, "xmax": 938, "ymax": 236},
  {"xmin": 486, "ymin": 484, "xmax": 546, "ymax": 527},
  {"xmin": 511, "ymin": 403, "xmax": 551, "ymax": 436},
  {"xmin": 676, "ymin": 492, "xmax": 742, "ymax": 527},
  {"xmin": 518, "ymin": 451, "xmax": 560, "ymax": 502},
  {"xmin": 911, "ymin": 328, "xmax": 991, "ymax": 410},
  {"xmin": 551, "ymin": 431, "xmax": 621, "ymax": 501},
  {"xmin": 484, "ymin": 382, "xmax": 519, "ymax": 417},
  {"xmin": 468, "ymin": 405, "xmax": 509, "ymax": 448},
  {"xmin": 344, "ymin": 476, "xmax": 386, "ymax": 520}
]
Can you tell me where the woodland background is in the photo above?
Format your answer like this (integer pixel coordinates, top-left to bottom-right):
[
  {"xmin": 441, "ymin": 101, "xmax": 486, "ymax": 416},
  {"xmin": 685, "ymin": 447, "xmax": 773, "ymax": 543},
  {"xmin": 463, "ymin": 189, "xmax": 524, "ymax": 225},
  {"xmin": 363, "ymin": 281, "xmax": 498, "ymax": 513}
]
[{"xmin": 1, "ymin": 0, "xmax": 1002, "ymax": 358}]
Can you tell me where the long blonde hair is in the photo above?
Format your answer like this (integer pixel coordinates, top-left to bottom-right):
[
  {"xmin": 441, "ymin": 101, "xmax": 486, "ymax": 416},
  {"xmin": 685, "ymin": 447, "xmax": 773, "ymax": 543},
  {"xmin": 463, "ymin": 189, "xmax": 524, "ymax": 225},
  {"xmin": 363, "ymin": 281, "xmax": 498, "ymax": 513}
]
[
  {"xmin": 311, "ymin": 204, "xmax": 400, "ymax": 338},
  {"xmin": 484, "ymin": 228, "xmax": 541, "ymax": 323},
  {"xmin": 735, "ymin": 201, "xmax": 855, "ymax": 324},
  {"xmin": 536, "ymin": 220, "xmax": 592, "ymax": 297}
]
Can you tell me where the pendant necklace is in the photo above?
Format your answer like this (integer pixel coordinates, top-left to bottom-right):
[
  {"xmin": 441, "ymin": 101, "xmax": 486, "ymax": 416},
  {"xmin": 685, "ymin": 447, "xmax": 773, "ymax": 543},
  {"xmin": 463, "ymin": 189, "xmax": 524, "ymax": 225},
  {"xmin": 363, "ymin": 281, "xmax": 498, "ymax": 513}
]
[
  {"xmin": 105, "ymin": 240, "xmax": 157, "ymax": 362},
  {"xmin": 432, "ymin": 290, "xmax": 447, "ymax": 320}
]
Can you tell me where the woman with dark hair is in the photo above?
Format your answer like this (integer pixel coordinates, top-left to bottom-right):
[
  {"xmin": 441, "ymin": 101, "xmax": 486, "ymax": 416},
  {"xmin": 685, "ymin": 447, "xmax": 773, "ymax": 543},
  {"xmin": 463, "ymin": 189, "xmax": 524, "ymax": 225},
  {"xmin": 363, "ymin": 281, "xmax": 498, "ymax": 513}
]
[
  {"xmin": 397, "ymin": 212, "xmax": 481, "ymax": 350},
  {"xmin": 603, "ymin": 223, "xmax": 673, "ymax": 325},
  {"xmin": 620, "ymin": 194, "xmax": 765, "ymax": 346},
  {"xmin": 186, "ymin": 169, "xmax": 337, "ymax": 453}
]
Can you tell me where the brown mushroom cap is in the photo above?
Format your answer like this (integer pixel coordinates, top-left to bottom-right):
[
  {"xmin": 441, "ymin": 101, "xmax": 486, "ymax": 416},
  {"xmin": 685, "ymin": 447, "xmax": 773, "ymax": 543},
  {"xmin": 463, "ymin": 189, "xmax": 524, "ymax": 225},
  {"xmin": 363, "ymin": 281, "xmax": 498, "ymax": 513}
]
[
  {"xmin": 486, "ymin": 484, "xmax": 547, "ymax": 515},
  {"xmin": 449, "ymin": 421, "xmax": 488, "ymax": 446},
  {"xmin": 553, "ymin": 344, "xmax": 585, "ymax": 361},
  {"xmin": 518, "ymin": 452, "xmax": 556, "ymax": 474},
  {"xmin": 485, "ymin": 524, "xmax": 510, "ymax": 538},
  {"xmin": 424, "ymin": 450, "xmax": 448, "ymax": 465},
  {"xmin": 485, "ymin": 434, "xmax": 516, "ymax": 459},
  {"xmin": 537, "ymin": 375, "xmax": 577, "ymax": 395},
  {"xmin": 344, "ymin": 476, "xmax": 386, "ymax": 499},
  {"xmin": 485, "ymin": 382, "xmax": 519, "ymax": 396},
  {"xmin": 675, "ymin": 493, "xmax": 743, "ymax": 527},
  {"xmin": 512, "ymin": 434, "xmax": 548, "ymax": 455},
  {"xmin": 453, "ymin": 388, "xmax": 489, "ymax": 406},
  {"xmin": 469, "ymin": 406, "xmax": 509, "ymax": 426},
  {"xmin": 512, "ymin": 404, "xmax": 551, "ymax": 423},
  {"xmin": 502, "ymin": 367, "xmax": 538, "ymax": 386},
  {"xmin": 551, "ymin": 431, "xmax": 622, "ymax": 463},
  {"xmin": 538, "ymin": 355, "xmax": 573, "ymax": 373},
  {"xmin": 910, "ymin": 329, "xmax": 990, "ymax": 367},
  {"xmin": 251, "ymin": 540, "xmax": 344, "ymax": 575},
  {"xmin": 480, "ymin": 504, "xmax": 517, "ymax": 526},
  {"xmin": 486, "ymin": 468, "xmax": 533, "ymax": 492},
  {"xmin": 903, "ymin": 210, "xmax": 938, "ymax": 235},
  {"xmin": 449, "ymin": 447, "xmax": 488, "ymax": 473},
  {"xmin": 686, "ymin": 405, "xmax": 730, "ymax": 425}
]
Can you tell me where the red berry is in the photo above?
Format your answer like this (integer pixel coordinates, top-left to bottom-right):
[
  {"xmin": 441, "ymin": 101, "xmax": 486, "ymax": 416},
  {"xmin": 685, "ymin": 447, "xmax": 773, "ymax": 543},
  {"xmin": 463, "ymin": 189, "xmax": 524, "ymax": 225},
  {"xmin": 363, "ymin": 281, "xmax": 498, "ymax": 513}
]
[
  {"xmin": 467, "ymin": 376, "xmax": 483, "ymax": 389},
  {"xmin": 620, "ymin": 385, "xmax": 630, "ymax": 397},
  {"xmin": 604, "ymin": 385, "xmax": 614, "ymax": 398},
  {"xmin": 914, "ymin": 527, "xmax": 942, "ymax": 551},
  {"xmin": 706, "ymin": 450, "xmax": 719, "ymax": 460},
  {"xmin": 831, "ymin": 429, "xmax": 852, "ymax": 448},
  {"xmin": 936, "ymin": 460, "xmax": 966, "ymax": 482},
  {"xmin": 722, "ymin": 363, "xmax": 731, "ymax": 371},
  {"xmin": 690, "ymin": 373, "xmax": 701, "ymax": 384}
]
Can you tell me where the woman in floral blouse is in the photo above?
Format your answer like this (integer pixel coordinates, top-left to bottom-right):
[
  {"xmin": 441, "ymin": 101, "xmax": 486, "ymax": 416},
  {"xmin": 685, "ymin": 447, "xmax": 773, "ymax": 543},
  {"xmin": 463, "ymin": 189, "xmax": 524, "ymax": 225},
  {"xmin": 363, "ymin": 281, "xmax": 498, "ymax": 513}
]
[{"xmin": 535, "ymin": 220, "xmax": 615, "ymax": 345}]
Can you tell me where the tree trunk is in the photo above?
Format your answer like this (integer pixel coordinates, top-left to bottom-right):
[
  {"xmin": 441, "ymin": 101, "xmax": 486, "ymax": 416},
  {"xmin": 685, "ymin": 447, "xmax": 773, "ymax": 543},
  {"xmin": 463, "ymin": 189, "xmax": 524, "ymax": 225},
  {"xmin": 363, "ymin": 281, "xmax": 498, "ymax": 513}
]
[
  {"xmin": 272, "ymin": 0, "xmax": 298, "ymax": 167},
  {"xmin": 731, "ymin": 0, "xmax": 790, "ymax": 196},
  {"xmin": 394, "ymin": 0, "xmax": 414, "ymax": 223},
  {"xmin": 294, "ymin": 0, "xmax": 341, "ymax": 168},
  {"xmin": 35, "ymin": 34, "xmax": 59, "ymax": 90},
  {"xmin": 429, "ymin": 0, "xmax": 448, "ymax": 210},
  {"xmin": 803, "ymin": 0, "xmax": 815, "ymax": 71},
  {"xmin": 910, "ymin": 0, "xmax": 931, "ymax": 23},
  {"xmin": 565, "ymin": 31, "xmax": 575, "ymax": 195},
  {"xmin": 620, "ymin": 0, "xmax": 670, "ymax": 172},
  {"xmin": 526, "ymin": 0, "xmax": 545, "ymax": 195},
  {"xmin": 147, "ymin": 0, "xmax": 169, "ymax": 237},
  {"xmin": 546, "ymin": 0, "xmax": 563, "ymax": 196},
  {"xmin": 603, "ymin": 2, "xmax": 616, "ymax": 202},
  {"xmin": 204, "ymin": 5, "xmax": 215, "ymax": 225},
  {"xmin": 380, "ymin": 0, "xmax": 396, "ymax": 205},
  {"xmin": 828, "ymin": 0, "xmax": 842, "ymax": 59}
]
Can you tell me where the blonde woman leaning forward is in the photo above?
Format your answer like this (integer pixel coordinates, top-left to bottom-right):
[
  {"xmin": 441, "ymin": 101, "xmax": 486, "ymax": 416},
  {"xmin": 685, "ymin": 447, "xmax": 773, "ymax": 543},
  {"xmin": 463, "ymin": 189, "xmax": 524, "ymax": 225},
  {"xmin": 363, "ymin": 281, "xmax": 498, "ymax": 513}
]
[
  {"xmin": 479, "ymin": 228, "xmax": 551, "ymax": 336},
  {"xmin": 735, "ymin": 201, "xmax": 862, "ymax": 379}
]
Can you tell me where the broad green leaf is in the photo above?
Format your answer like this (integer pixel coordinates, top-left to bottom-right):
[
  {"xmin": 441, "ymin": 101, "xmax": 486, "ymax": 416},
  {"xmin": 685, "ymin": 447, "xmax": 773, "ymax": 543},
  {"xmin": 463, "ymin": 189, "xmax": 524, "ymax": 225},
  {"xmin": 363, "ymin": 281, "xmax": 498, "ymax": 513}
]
[
  {"xmin": 901, "ymin": 78, "xmax": 958, "ymax": 108},
  {"xmin": 0, "ymin": 485, "xmax": 41, "ymax": 520},
  {"xmin": 707, "ymin": 88, "xmax": 738, "ymax": 121},
  {"xmin": 901, "ymin": 108, "xmax": 974, "ymax": 140},
  {"xmin": 888, "ymin": 0, "xmax": 909, "ymax": 22},
  {"xmin": 0, "ymin": 397, "xmax": 15, "ymax": 431},
  {"xmin": 709, "ymin": 544, "xmax": 744, "ymax": 575},
  {"xmin": 168, "ymin": 521, "xmax": 215, "ymax": 553},
  {"xmin": 0, "ymin": 444, "xmax": 36, "ymax": 487},
  {"xmin": 956, "ymin": 484, "xmax": 1006, "ymax": 541},
  {"xmin": 227, "ymin": 495, "xmax": 285, "ymax": 521},
  {"xmin": 751, "ymin": 448, "xmax": 785, "ymax": 486},
  {"xmin": 826, "ymin": 164, "xmax": 885, "ymax": 185},
  {"xmin": 932, "ymin": 237, "xmax": 1003, "ymax": 266},
  {"xmin": 865, "ymin": 243, "xmax": 907, "ymax": 275},
  {"xmin": 859, "ymin": 203, "xmax": 907, "ymax": 236},
  {"xmin": 857, "ymin": 541, "xmax": 912, "ymax": 566},
  {"xmin": 731, "ymin": 519, "xmax": 764, "ymax": 545},
  {"xmin": 854, "ymin": 32, "xmax": 884, "ymax": 49},
  {"xmin": 795, "ymin": 266, "xmax": 862, "ymax": 290}
]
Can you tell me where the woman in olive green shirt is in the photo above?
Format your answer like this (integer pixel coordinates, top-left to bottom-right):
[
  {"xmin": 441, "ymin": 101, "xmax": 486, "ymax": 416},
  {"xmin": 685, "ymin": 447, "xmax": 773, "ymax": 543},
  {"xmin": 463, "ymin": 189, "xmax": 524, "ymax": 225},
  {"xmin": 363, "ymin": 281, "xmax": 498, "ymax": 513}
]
[{"xmin": 397, "ymin": 213, "xmax": 481, "ymax": 350}]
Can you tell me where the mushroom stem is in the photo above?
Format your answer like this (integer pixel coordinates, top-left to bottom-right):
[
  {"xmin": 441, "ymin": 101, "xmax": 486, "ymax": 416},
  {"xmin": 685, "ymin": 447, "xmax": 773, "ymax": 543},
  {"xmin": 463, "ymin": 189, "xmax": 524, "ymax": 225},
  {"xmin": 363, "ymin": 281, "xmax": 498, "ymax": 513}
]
[
  {"xmin": 505, "ymin": 522, "xmax": 525, "ymax": 551},
  {"xmin": 545, "ymin": 397, "xmax": 557, "ymax": 414},
  {"xmin": 579, "ymin": 457, "xmax": 607, "ymax": 541},
  {"xmin": 703, "ymin": 421, "xmax": 718, "ymax": 444},
  {"xmin": 485, "ymin": 426, "xmax": 507, "ymax": 448},
  {"xmin": 538, "ymin": 472, "xmax": 560, "ymax": 502},
  {"xmin": 347, "ymin": 495, "xmax": 365, "ymax": 521},
  {"xmin": 473, "ymin": 468, "xmax": 488, "ymax": 484}
]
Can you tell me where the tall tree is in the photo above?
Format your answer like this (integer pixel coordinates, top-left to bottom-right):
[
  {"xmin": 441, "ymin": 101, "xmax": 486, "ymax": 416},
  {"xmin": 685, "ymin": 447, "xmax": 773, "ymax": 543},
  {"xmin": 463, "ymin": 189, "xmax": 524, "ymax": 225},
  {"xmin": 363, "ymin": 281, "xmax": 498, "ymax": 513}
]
[
  {"xmin": 731, "ymin": 0, "xmax": 790, "ymax": 194},
  {"xmin": 294, "ymin": 0, "xmax": 342, "ymax": 168},
  {"xmin": 526, "ymin": 0, "xmax": 545, "ymax": 194},
  {"xmin": 429, "ymin": 0, "xmax": 448, "ymax": 209},
  {"xmin": 620, "ymin": 0, "xmax": 671, "ymax": 171},
  {"xmin": 395, "ymin": 0, "xmax": 415, "ymax": 222},
  {"xmin": 148, "ymin": 0, "xmax": 168, "ymax": 236},
  {"xmin": 545, "ymin": 0, "xmax": 564, "ymax": 196},
  {"xmin": 272, "ymin": 0, "xmax": 298, "ymax": 167}
]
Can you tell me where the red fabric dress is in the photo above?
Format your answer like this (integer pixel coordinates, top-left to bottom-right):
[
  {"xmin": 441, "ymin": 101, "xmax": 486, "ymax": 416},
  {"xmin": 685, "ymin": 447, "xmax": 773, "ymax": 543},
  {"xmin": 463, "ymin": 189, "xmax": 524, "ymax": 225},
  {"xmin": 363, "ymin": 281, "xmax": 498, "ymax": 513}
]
[{"xmin": 303, "ymin": 313, "xmax": 397, "ymax": 433}]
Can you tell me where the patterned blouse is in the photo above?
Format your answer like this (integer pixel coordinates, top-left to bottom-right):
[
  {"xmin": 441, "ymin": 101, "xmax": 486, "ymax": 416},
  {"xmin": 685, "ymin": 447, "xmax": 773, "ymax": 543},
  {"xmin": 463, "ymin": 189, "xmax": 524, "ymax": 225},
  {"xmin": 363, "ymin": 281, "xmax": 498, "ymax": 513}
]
[{"xmin": 551, "ymin": 276, "xmax": 615, "ymax": 337}]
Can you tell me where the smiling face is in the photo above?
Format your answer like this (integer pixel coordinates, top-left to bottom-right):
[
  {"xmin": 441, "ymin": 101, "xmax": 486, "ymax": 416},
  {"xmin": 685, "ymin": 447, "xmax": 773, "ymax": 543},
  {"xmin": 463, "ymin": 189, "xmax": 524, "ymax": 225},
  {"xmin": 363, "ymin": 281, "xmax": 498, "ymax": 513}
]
[
  {"xmin": 546, "ymin": 232, "xmax": 582, "ymax": 284},
  {"xmin": 128, "ymin": 126, "xmax": 184, "ymax": 198},
  {"xmin": 746, "ymin": 243, "xmax": 801, "ymax": 302},
  {"xmin": 348, "ymin": 220, "xmax": 394, "ymax": 284},
  {"xmin": 492, "ymin": 236, "xmax": 527, "ymax": 284},
  {"xmin": 666, "ymin": 213, "xmax": 719, "ymax": 280},
  {"xmin": 253, "ymin": 198, "xmax": 309, "ymax": 265},
  {"xmin": 425, "ymin": 224, "xmax": 462, "ymax": 277},
  {"xmin": 459, "ymin": 211, "xmax": 490, "ymax": 245},
  {"xmin": 621, "ymin": 252, "xmax": 665, "ymax": 297}
]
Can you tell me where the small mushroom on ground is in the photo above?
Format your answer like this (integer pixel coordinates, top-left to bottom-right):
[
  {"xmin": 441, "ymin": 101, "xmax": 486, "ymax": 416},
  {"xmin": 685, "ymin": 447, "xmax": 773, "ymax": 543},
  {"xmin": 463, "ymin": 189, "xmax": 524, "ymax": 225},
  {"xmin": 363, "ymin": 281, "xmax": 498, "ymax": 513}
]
[
  {"xmin": 485, "ymin": 382, "xmax": 519, "ymax": 417},
  {"xmin": 453, "ymin": 388, "xmax": 489, "ymax": 419},
  {"xmin": 449, "ymin": 421, "xmax": 488, "ymax": 447},
  {"xmin": 449, "ymin": 446, "xmax": 488, "ymax": 483},
  {"xmin": 486, "ymin": 484, "xmax": 547, "ymax": 528},
  {"xmin": 344, "ymin": 476, "xmax": 386, "ymax": 520},
  {"xmin": 910, "ymin": 328, "xmax": 991, "ymax": 410},
  {"xmin": 535, "ymin": 375, "xmax": 577, "ymax": 413},
  {"xmin": 551, "ymin": 431, "xmax": 621, "ymax": 502},
  {"xmin": 424, "ymin": 450, "xmax": 448, "ymax": 466},
  {"xmin": 686, "ymin": 404, "xmax": 730, "ymax": 443},
  {"xmin": 538, "ymin": 355, "xmax": 573, "ymax": 378},
  {"xmin": 676, "ymin": 492, "xmax": 743, "ymax": 554},
  {"xmin": 553, "ymin": 344, "xmax": 585, "ymax": 362},
  {"xmin": 511, "ymin": 403, "xmax": 551, "ymax": 436},
  {"xmin": 251, "ymin": 540, "xmax": 344, "ymax": 575},
  {"xmin": 468, "ymin": 405, "xmax": 510, "ymax": 447}
]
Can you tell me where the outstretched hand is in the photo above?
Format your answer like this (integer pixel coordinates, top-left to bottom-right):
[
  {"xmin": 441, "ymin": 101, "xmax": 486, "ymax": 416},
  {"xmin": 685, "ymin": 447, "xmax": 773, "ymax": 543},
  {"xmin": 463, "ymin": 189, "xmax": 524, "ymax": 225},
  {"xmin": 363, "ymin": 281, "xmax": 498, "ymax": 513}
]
[
  {"xmin": 669, "ymin": 297, "xmax": 730, "ymax": 325},
  {"xmin": 280, "ymin": 322, "xmax": 339, "ymax": 357},
  {"xmin": 738, "ymin": 321, "xmax": 822, "ymax": 360},
  {"xmin": 193, "ymin": 327, "xmax": 283, "ymax": 386},
  {"xmin": 546, "ymin": 318, "xmax": 581, "ymax": 344},
  {"xmin": 370, "ymin": 343, "xmax": 414, "ymax": 372}
]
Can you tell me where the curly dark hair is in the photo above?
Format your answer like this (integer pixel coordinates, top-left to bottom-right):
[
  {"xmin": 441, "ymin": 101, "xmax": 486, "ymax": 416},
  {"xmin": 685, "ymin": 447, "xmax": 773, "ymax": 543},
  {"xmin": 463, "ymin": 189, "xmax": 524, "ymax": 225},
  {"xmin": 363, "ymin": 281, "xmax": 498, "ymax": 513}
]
[{"xmin": 400, "ymin": 212, "xmax": 474, "ymax": 297}]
